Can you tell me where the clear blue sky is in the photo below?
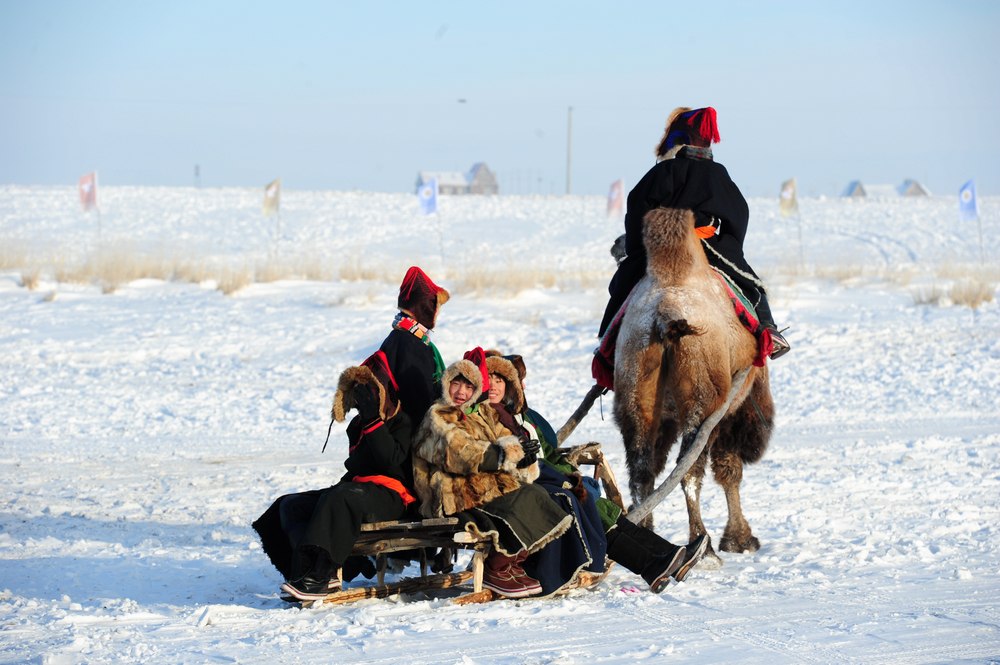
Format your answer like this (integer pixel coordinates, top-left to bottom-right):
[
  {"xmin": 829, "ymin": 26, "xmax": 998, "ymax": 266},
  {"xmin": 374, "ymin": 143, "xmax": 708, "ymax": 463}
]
[{"xmin": 2, "ymin": 1, "xmax": 997, "ymax": 196}]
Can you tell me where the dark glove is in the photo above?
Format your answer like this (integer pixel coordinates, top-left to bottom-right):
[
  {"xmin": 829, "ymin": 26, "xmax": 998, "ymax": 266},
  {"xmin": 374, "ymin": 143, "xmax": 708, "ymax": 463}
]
[
  {"xmin": 519, "ymin": 436, "xmax": 541, "ymax": 457},
  {"xmin": 516, "ymin": 436, "xmax": 540, "ymax": 468},
  {"xmin": 353, "ymin": 384, "xmax": 381, "ymax": 423}
]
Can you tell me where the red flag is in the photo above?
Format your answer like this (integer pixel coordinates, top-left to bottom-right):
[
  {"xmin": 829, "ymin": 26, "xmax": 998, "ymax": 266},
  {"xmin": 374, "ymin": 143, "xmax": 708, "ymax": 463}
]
[
  {"xmin": 78, "ymin": 172, "xmax": 98, "ymax": 211},
  {"xmin": 607, "ymin": 179, "xmax": 624, "ymax": 217}
]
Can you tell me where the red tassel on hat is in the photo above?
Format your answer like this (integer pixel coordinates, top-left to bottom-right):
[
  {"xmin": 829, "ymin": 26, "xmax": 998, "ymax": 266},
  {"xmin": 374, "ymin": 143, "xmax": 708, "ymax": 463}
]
[
  {"xmin": 690, "ymin": 107, "xmax": 720, "ymax": 144},
  {"xmin": 462, "ymin": 347, "xmax": 490, "ymax": 392}
]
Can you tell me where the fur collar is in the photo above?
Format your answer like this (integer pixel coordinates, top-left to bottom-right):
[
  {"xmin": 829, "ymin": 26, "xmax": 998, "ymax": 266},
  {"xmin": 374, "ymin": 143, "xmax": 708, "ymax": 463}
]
[{"xmin": 657, "ymin": 145, "xmax": 714, "ymax": 163}]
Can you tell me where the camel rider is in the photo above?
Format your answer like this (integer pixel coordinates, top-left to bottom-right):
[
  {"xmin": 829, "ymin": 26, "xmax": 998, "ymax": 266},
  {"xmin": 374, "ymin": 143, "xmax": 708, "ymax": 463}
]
[{"xmin": 599, "ymin": 107, "xmax": 790, "ymax": 360}]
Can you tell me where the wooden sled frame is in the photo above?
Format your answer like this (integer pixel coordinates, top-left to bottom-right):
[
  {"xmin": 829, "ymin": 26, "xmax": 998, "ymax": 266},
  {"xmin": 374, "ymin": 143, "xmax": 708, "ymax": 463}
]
[{"xmin": 296, "ymin": 442, "xmax": 625, "ymax": 607}]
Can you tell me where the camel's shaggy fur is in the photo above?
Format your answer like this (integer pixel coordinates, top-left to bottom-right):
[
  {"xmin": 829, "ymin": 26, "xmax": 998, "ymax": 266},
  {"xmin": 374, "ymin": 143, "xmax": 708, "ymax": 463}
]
[{"xmin": 613, "ymin": 207, "xmax": 774, "ymax": 568}]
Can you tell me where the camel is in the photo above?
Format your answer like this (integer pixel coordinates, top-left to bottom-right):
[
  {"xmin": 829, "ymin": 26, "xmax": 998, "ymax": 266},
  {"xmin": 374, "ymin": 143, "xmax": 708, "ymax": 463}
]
[{"xmin": 612, "ymin": 207, "xmax": 774, "ymax": 568}]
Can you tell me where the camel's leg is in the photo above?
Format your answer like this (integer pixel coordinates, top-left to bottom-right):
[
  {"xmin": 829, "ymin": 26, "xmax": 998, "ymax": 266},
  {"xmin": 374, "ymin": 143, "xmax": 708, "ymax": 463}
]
[
  {"xmin": 712, "ymin": 448, "xmax": 759, "ymax": 553},
  {"xmin": 710, "ymin": 382, "xmax": 772, "ymax": 554},
  {"xmin": 679, "ymin": 432, "xmax": 724, "ymax": 570},
  {"xmin": 616, "ymin": 347, "xmax": 670, "ymax": 528}
]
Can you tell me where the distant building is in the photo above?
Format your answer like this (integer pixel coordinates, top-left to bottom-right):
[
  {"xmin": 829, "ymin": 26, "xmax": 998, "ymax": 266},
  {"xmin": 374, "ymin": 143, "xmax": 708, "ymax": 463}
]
[
  {"xmin": 842, "ymin": 179, "xmax": 931, "ymax": 198},
  {"xmin": 843, "ymin": 181, "xmax": 866, "ymax": 198},
  {"xmin": 416, "ymin": 163, "xmax": 498, "ymax": 195},
  {"xmin": 899, "ymin": 179, "xmax": 930, "ymax": 196}
]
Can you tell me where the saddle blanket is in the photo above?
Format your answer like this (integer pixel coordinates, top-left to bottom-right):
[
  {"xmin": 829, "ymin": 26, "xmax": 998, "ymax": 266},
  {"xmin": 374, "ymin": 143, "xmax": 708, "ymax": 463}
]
[{"xmin": 592, "ymin": 269, "xmax": 772, "ymax": 391}]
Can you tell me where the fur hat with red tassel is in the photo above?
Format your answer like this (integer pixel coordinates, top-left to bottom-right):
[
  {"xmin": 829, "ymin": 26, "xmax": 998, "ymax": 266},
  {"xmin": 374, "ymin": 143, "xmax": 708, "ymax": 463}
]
[
  {"xmin": 398, "ymin": 266, "xmax": 450, "ymax": 330},
  {"xmin": 655, "ymin": 106, "xmax": 721, "ymax": 159},
  {"xmin": 332, "ymin": 350, "xmax": 402, "ymax": 423}
]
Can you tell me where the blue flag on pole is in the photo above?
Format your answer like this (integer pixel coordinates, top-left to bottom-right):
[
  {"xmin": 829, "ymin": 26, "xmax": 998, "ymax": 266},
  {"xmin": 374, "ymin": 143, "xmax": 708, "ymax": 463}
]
[
  {"xmin": 419, "ymin": 178, "xmax": 438, "ymax": 216},
  {"xmin": 959, "ymin": 179, "xmax": 978, "ymax": 221}
]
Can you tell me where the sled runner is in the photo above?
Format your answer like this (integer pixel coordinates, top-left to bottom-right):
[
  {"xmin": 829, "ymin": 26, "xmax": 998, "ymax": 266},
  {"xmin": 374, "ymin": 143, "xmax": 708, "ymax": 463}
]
[{"xmin": 283, "ymin": 441, "xmax": 625, "ymax": 607}]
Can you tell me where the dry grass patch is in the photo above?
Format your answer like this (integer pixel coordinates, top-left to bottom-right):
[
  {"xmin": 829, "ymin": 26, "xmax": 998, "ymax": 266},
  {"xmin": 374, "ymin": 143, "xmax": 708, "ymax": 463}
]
[
  {"xmin": 813, "ymin": 262, "xmax": 867, "ymax": 283},
  {"xmin": 910, "ymin": 283, "xmax": 944, "ymax": 306},
  {"xmin": 20, "ymin": 266, "xmax": 42, "ymax": 290},
  {"xmin": 449, "ymin": 265, "xmax": 558, "ymax": 297},
  {"xmin": 217, "ymin": 265, "xmax": 253, "ymax": 295},
  {"xmin": 951, "ymin": 279, "xmax": 995, "ymax": 309}
]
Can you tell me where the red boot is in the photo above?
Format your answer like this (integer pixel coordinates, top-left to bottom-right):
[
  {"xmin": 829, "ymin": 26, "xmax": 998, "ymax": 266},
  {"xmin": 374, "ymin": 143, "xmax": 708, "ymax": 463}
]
[{"xmin": 483, "ymin": 550, "xmax": 541, "ymax": 598}]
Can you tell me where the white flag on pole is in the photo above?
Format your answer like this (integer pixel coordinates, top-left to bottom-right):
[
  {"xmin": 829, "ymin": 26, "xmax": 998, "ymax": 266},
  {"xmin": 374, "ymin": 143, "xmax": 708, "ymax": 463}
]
[
  {"xmin": 419, "ymin": 178, "xmax": 438, "ymax": 216},
  {"xmin": 959, "ymin": 179, "xmax": 978, "ymax": 221}
]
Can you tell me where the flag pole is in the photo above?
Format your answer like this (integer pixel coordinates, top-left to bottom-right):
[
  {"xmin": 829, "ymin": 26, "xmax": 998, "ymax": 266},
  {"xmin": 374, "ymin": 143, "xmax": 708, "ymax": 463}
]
[
  {"xmin": 97, "ymin": 208, "xmax": 103, "ymax": 258},
  {"xmin": 796, "ymin": 210, "xmax": 804, "ymax": 270},
  {"xmin": 566, "ymin": 106, "xmax": 573, "ymax": 195},
  {"xmin": 977, "ymin": 214, "xmax": 984, "ymax": 264},
  {"xmin": 276, "ymin": 210, "xmax": 281, "ymax": 259}
]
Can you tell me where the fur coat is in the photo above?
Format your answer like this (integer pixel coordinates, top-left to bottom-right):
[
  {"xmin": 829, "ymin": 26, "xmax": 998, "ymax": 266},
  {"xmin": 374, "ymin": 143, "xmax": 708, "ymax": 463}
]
[{"xmin": 412, "ymin": 358, "xmax": 540, "ymax": 519}]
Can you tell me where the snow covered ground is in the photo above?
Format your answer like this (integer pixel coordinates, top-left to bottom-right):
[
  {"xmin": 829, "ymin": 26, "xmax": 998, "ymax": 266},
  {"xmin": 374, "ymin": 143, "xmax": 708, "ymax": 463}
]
[{"xmin": 1, "ymin": 187, "xmax": 998, "ymax": 664}]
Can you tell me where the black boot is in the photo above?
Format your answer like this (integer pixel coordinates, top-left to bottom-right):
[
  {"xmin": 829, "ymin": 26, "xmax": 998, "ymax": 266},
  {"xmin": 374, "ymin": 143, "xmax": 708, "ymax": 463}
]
[
  {"xmin": 614, "ymin": 515, "xmax": 682, "ymax": 557},
  {"xmin": 752, "ymin": 291, "xmax": 790, "ymax": 360},
  {"xmin": 282, "ymin": 546, "xmax": 336, "ymax": 601},
  {"xmin": 606, "ymin": 526, "xmax": 686, "ymax": 594},
  {"xmin": 672, "ymin": 534, "xmax": 709, "ymax": 583}
]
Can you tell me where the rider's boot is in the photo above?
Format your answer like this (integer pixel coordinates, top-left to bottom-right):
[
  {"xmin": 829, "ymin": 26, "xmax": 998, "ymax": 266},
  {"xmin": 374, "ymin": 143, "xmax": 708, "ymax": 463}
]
[{"xmin": 753, "ymin": 291, "xmax": 790, "ymax": 360}]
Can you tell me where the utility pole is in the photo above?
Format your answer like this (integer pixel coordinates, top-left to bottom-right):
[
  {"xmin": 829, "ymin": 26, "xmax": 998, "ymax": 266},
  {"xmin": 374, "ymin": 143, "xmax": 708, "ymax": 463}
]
[{"xmin": 566, "ymin": 106, "xmax": 573, "ymax": 195}]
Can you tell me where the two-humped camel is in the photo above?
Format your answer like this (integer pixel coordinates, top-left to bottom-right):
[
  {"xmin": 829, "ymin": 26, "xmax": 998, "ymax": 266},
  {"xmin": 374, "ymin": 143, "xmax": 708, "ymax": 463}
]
[{"xmin": 613, "ymin": 207, "xmax": 773, "ymax": 567}]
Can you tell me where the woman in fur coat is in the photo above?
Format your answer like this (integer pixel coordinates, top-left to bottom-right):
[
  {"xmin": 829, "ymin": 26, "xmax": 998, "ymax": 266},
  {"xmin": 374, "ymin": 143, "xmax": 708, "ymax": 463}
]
[
  {"xmin": 412, "ymin": 348, "xmax": 573, "ymax": 598},
  {"xmin": 252, "ymin": 351, "xmax": 416, "ymax": 602},
  {"xmin": 487, "ymin": 350, "xmax": 709, "ymax": 593},
  {"xmin": 599, "ymin": 107, "xmax": 789, "ymax": 359}
]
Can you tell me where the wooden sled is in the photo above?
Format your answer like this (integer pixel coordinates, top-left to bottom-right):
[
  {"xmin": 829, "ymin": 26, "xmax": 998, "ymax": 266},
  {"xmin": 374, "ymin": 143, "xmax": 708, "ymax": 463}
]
[{"xmin": 288, "ymin": 441, "xmax": 625, "ymax": 607}]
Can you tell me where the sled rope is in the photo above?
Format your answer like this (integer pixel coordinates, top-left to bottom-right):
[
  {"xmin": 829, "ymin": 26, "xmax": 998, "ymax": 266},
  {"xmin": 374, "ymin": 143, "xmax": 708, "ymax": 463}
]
[{"xmin": 626, "ymin": 366, "xmax": 752, "ymax": 525}]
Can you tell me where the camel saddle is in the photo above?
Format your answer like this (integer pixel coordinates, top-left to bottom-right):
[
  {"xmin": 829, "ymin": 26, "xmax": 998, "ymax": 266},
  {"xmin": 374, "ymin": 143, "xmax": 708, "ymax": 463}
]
[{"xmin": 593, "ymin": 268, "xmax": 772, "ymax": 391}]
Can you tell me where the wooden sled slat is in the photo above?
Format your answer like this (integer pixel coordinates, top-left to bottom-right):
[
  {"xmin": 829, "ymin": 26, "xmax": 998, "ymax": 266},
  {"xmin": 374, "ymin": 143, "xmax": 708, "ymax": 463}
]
[
  {"xmin": 294, "ymin": 571, "xmax": 475, "ymax": 607},
  {"xmin": 360, "ymin": 517, "xmax": 459, "ymax": 532}
]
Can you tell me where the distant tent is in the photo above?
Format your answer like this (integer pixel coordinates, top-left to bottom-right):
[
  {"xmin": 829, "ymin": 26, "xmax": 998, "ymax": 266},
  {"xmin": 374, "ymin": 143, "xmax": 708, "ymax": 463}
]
[
  {"xmin": 416, "ymin": 163, "xmax": 498, "ymax": 195},
  {"xmin": 899, "ymin": 179, "xmax": 930, "ymax": 196},
  {"xmin": 844, "ymin": 179, "xmax": 931, "ymax": 198},
  {"xmin": 843, "ymin": 181, "xmax": 866, "ymax": 198}
]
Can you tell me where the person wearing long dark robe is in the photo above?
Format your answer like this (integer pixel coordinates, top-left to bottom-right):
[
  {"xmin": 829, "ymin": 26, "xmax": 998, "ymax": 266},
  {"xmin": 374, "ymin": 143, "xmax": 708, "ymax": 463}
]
[{"xmin": 599, "ymin": 107, "xmax": 790, "ymax": 360}]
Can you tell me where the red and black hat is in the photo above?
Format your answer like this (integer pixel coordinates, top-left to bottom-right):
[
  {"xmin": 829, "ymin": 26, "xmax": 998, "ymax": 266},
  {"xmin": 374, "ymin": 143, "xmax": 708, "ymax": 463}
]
[
  {"xmin": 398, "ymin": 266, "xmax": 450, "ymax": 329},
  {"xmin": 655, "ymin": 107, "xmax": 721, "ymax": 157},
  {"xmin": 332, "ymin": 350, "xmax": 401, "ymax": 422}
]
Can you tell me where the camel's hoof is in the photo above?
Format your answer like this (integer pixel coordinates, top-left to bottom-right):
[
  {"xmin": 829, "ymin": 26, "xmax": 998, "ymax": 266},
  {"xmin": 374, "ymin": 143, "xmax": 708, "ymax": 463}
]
[
  {"xmin": 695, "ymin": 550, "xmax": 724, "ymax": 570},
  {"xmin": 719, "ymin": 535, "xmax": 760, "ymax": 554}
]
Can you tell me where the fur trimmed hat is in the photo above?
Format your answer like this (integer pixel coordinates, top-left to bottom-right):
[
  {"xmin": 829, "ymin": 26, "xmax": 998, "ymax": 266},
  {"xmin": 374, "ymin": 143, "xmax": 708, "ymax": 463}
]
[
  {"xmin": 440, "ymin": 357, "xmax": 484, "ymax": 407},
  {"xmin": 485, "ymin": 354, "xmax": 525, "ymax": 414},
  {"xmin": 655, "ymin": 107, "xmax": 720, "ymax": 158},
  {"xmin": 332, "ymin": 350, "xmax": 401, "ymax": 422},
  {"xmin": 398, "ymin": 266, "xmax": 450, "ymax": 330}
]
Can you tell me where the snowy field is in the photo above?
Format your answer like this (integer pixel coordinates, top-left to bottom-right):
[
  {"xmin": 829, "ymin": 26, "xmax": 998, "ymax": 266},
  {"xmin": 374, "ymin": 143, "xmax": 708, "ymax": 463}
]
[{"xmin": 1, "ymin": 186, "xmax": 999, "ymax": 664}]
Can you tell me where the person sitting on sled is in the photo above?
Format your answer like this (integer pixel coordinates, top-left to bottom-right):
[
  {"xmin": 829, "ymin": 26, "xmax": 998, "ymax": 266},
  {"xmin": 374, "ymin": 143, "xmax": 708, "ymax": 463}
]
[
  {"xmin": 412, "ymin": 348, "xmax": 573, "ymax": 598},
  {"xmin": 251, "ymin": 351, "xmax": 417, "ymax": 602},
  {"xmin": 485, "ymin": 350, "xmax": 707, "ymax": 593},
  {"xmin": 379, "ymin": 266, "xmax": 449, "ymax": 427},
  {"xmin": 598, "ymin": 106, "xmax": 789, "ymax": 360}
]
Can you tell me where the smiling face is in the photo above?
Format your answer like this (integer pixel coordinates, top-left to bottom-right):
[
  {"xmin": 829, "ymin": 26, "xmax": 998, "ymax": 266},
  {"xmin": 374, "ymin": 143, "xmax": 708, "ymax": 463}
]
[
  {"xmin": 448, "ymin": 377, "xmax": 475, "ymax": 406},
  {"xmin": 488, "ymin": 373, "xmax": 506, "ymax": 405}
]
